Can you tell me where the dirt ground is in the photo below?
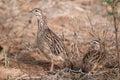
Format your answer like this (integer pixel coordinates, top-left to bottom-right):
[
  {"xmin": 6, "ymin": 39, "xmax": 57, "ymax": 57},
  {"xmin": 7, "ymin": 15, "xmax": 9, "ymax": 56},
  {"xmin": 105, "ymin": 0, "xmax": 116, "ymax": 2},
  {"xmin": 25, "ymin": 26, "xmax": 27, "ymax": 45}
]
[{"xmin": 0, "ymin": 0, "xmax": 120, "ymax": 80}]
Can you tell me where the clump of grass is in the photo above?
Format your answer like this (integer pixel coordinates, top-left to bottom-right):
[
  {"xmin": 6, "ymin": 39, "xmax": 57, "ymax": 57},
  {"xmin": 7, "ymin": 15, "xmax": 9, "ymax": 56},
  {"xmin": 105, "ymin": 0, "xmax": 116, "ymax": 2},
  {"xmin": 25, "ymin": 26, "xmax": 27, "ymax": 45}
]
[
  {"xmin": 6, "ymin": 75, "xmax": 11, "ymax": 80},
  {"xmin": 4, "ymin": 49, "xmax": 9, "ymax": 68},
  {"xmin": 102, "ymin": 0, "xmax": 120, "ymax": 69},
  {"xmin": 84, "ymin": 1, "xmax": 120, "ymax": 80},
  {"xmin": 103, "ymin": 0, "xmax": 120, "ymax": 68}
]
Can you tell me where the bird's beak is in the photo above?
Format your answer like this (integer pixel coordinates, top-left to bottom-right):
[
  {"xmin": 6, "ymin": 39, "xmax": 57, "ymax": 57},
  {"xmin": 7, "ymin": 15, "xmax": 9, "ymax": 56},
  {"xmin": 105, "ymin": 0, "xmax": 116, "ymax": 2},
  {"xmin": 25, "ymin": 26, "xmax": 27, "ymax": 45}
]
[{"xmin": 28, "ymin": 10, "xmax": 33, "ymax": 14}]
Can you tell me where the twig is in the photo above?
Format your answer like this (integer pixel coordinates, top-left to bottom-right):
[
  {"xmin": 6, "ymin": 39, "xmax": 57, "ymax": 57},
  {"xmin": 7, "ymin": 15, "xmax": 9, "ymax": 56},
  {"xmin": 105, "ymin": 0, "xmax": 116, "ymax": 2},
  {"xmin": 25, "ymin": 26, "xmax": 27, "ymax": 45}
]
[
  {"xmin": 112, "ymin": 0, "xmax": 119, "ymax": 70},
  {"xmin": 15, "ymin": 74, "xmax": 28, "ymax": 80}
]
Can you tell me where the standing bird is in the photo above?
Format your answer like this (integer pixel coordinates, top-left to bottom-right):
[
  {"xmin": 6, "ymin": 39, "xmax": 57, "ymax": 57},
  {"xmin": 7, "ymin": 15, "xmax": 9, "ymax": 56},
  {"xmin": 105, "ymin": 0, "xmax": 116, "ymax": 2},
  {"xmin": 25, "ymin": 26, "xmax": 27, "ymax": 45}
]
[
  {"xmin": 30, "ymin": 8, "xmax": 68, "ymax": 72},
  {"xmin": 82, "ymin": 40, "xmax": 106, "ymax": 73}
]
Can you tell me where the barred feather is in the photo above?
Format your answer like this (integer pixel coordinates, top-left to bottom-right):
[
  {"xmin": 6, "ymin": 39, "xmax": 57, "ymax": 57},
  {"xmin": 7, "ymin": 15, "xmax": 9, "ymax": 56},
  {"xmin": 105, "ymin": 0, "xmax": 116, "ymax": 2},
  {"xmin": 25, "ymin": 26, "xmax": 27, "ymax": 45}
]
[
  {"xmin": 31, "ymin": 8, "xmax": 68, "ymax": 62},
  {"xmin": 82, "ymin": 40, "xmax": 106, "ymax": 73}
]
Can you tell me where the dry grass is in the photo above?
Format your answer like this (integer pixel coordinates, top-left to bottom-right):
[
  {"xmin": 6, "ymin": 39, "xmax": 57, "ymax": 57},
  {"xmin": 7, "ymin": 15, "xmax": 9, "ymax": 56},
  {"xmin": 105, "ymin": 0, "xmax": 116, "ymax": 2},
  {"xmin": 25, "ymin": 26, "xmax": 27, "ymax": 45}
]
[{"xmin": 0, "ymin": 0, "xmax": 119, "ymax": 80}]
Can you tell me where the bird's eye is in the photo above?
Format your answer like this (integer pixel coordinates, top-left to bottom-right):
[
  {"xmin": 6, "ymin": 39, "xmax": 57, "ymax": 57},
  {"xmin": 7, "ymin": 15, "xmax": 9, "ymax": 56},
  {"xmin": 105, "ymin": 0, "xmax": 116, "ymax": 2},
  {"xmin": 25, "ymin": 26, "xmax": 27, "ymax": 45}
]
[{"xmin": 35, "ymin": 9, "xmax": 38, "ymax": 12}]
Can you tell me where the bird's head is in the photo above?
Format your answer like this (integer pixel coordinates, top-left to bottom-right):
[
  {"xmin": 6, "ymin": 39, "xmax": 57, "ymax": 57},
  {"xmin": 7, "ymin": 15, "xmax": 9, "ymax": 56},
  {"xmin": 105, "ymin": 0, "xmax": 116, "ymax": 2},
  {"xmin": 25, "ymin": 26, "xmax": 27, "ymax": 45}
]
[
  {"xmin": 90, "ymin": 40, "xmax": 101, "ymax": 50},
  {"xmin": 30, "ymin": 8, "xmax": 43, "ymax": 18},
  {"xmin": 29, "ymin": 8, "xmax": 48, "ymax": 29}
]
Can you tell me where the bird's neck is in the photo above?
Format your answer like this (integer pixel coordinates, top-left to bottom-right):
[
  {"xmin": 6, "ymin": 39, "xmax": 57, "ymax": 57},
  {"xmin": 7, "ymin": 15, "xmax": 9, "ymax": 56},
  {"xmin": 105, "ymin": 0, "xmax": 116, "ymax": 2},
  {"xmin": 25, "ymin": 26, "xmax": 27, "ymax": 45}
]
[{"xmin": 37, "ymin": 16, "xmax": 48, "ymax": 31}]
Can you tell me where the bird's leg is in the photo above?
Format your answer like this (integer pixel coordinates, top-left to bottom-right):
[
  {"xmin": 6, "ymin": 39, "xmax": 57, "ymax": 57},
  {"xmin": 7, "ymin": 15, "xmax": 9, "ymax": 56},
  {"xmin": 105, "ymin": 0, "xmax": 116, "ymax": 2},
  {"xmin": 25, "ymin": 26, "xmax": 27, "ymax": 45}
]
[{"xmin": 50, "ymin": 60, "xmax": 55, "ymax": 72}]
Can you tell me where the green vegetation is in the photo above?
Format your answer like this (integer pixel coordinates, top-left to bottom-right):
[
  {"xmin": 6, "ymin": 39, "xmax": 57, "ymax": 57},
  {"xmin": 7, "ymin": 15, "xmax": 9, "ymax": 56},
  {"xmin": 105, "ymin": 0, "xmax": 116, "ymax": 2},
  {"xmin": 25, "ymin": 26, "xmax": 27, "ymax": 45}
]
[{"xmin": 4, "ymin": 49, "xmax": 9, "ymax": 68}]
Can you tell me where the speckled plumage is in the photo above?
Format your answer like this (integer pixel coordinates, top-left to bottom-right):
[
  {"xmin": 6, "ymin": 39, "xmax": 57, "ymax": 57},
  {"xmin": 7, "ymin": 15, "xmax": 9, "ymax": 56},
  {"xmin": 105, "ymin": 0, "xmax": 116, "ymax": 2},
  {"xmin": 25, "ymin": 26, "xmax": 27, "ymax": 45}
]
[
  {"xmin": 30, "ymin": 8, "xmax": 68, "ymax": 71},
  {"xmin": 82, "ymin": 40, "xmax": 106, "ymax": 73}
]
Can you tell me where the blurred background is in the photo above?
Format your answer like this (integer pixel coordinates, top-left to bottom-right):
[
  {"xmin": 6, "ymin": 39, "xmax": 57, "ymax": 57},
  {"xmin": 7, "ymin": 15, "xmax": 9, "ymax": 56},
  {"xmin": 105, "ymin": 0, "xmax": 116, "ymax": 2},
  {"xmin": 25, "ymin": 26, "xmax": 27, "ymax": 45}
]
[{"xmin": 0, "ymin": 0, "xmax": 120, "ymax": 80}]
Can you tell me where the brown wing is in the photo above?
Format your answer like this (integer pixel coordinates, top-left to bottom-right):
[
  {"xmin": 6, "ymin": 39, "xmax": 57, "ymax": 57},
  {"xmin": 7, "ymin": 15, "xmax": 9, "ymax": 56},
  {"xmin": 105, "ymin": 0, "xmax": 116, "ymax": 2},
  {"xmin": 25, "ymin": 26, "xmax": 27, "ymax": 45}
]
[
  {"xmin": 37, "ymin": 32, "xmax": 52, "ymax": 60},
  {"xmin": 83, "ymin": 50, "xmax": 104, "ymax": 64},
  {"xmin": 43, "ymin": 29, "xmax": 68, "ymax": 58},
  {"xmin": 82, "ymin": 49, "xmax": 106, "ymax": 72}
]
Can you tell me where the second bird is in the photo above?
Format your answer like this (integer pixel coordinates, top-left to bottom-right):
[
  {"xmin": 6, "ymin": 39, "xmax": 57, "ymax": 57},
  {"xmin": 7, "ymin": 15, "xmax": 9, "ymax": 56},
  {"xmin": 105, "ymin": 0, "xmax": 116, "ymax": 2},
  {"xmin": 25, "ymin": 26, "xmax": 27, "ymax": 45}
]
[{"xmin": 82, "ymin": 40, "xmax": 106, "ymax": 73}]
